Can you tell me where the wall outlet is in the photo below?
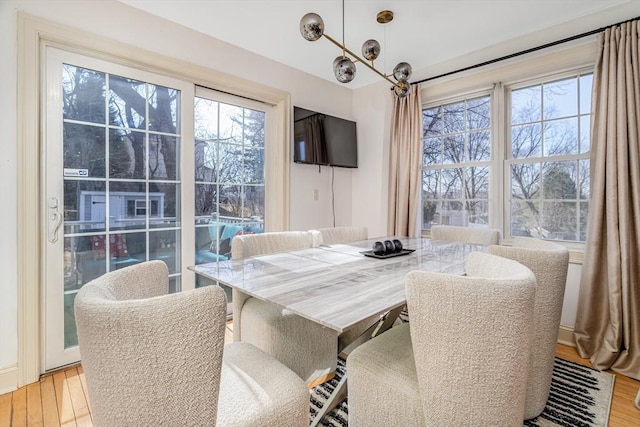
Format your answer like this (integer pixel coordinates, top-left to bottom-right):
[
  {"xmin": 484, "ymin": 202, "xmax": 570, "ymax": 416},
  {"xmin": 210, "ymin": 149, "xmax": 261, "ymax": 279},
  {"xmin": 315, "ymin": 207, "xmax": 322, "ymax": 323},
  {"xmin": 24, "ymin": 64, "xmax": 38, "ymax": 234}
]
[{"xmin": 313, "ymin": 189, "xmax": 319, "ymax": 201}]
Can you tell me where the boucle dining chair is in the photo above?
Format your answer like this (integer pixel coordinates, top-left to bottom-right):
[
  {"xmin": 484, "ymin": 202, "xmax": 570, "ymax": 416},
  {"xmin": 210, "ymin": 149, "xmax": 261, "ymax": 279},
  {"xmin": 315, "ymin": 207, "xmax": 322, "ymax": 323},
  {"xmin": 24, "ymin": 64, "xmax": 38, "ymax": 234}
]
[
  {"xmin": 309, "ymin": 225, "xmax": 368, "ymax": 246},
  {"xmin": 231, "ymin": 231, "xmax": 339, "ymax": 387},
  {"xmin": 489, "ymin": 237, "xmax": 570, "ymax": 419},
  {"xmin": 347, "ymin": 252, "xmax": 536, "ymax": 426},
  {"xmin": 75, "ymin": 260, "xmax": 309, "ymax": 427},
  {"xmin": 430, "ymin": 224, "xmax": 502, "ymax": 245}
]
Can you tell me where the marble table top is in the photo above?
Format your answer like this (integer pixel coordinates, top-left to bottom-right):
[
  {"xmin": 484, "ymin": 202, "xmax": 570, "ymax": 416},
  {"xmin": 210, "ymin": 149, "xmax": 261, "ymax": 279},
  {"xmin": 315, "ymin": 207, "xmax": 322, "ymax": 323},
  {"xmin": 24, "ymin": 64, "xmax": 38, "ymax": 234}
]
[{"xmin": 189, "ymin": 237, "xmax": 485, "ymax": 333}]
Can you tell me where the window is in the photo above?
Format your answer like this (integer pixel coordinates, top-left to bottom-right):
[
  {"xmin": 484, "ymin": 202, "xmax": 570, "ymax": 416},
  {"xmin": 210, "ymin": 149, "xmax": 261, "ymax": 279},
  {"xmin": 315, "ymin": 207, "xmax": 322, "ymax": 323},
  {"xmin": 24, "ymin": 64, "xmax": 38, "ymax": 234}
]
[
  {"xmin": 422, "ymin": 95, "xmax": 491, "ymax": 229},
  {"xmin": 508, "ymin": 74, "xmax": 592, "ymax": 242},
  {"xmin": 422, "ymin": 70, "xmax": 592, "ymax": 243}
]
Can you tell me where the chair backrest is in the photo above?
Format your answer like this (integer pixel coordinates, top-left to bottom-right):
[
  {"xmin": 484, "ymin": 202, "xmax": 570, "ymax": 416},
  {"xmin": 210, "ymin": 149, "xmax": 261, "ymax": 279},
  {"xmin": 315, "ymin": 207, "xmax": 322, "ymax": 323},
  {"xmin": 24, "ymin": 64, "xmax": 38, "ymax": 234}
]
[
  {"xmin": 75, "ymin": 261, "xmax": 227, "ymax": 426},
  {"xmin": 430, "ymin": 225, "xmax": 502, "ymax": 245},
  {"xmin": 231, "ymin": 231, "xmax": 315, "ymax": 259},
  {"xmin": 488, "ymin": 237, "xmax": 570, "ymax": 419},
  {"xmin": 309, "ymin": 226, "xmax": 368, "ymax": 245},
  {"xmin": 405, "ymin": 252, "xmax": 535, "ymax": 425}
]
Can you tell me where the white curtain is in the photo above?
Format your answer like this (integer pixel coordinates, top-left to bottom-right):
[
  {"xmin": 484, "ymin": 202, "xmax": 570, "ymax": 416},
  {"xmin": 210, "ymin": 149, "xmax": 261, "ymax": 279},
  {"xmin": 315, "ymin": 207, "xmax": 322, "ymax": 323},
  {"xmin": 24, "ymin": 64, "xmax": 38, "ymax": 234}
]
[{"xmin": 388, "ymin": 84, "xmax": 422, "ymax": 237}]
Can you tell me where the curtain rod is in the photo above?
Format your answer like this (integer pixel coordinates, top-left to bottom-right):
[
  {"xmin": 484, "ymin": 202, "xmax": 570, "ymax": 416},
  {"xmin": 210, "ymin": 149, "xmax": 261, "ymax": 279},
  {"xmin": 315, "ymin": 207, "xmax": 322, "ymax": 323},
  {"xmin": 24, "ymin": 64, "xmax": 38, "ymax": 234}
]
[{"xmin": 410, "ymin": 16, "xmax": 639, "ymax": 85}]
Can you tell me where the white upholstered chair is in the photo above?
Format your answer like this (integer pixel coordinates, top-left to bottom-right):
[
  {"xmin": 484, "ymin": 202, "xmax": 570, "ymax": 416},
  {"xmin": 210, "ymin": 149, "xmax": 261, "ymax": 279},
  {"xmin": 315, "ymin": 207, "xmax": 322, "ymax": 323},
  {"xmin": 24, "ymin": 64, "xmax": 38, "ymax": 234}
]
[
  {"xmin": 75, "ymin": 261, "xmax": 308, "ymax": 427},
  {"xmin": 347, "ymin": 252, "xmax": 536, "ymax": 426},
  {"xmin": 430, "ymin": 224, "xmax": 502, "ymax": 245},
  {"xmin": 489, "ymin": 237, "xmax": 570, "ymax": 419},
  {"xmin": 309, "ymin": 225, "xmax": 368, "ymax": 246},
  {"xmin": 231, "ymin": 231, "xmax": 339, "ymax": 387}
]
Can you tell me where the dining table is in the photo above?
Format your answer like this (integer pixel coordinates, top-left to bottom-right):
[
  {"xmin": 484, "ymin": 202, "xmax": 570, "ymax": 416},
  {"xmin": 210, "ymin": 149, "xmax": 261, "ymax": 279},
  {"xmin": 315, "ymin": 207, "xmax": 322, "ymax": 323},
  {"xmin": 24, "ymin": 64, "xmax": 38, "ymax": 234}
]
[{"xmin": 189, "ymin": 236, "xmax": 486, "ymax": 425}]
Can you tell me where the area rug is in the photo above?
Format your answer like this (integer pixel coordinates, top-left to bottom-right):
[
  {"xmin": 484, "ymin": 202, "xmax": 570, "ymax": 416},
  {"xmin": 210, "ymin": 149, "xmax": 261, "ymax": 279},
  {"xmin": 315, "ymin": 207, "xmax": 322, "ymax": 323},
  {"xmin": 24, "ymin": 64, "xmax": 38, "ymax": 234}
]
[{"xmin": 310, "ymin": 357, "xmax": 615, "ymax": 427}]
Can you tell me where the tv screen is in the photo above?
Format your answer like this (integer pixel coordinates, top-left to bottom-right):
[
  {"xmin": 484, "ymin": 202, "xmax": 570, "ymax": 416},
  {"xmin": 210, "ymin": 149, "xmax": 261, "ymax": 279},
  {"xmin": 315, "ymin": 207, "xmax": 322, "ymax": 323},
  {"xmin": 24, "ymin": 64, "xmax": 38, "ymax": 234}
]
[{"xmin": 293, "ymin": 107, "xmax": 358, "ymax": 168}]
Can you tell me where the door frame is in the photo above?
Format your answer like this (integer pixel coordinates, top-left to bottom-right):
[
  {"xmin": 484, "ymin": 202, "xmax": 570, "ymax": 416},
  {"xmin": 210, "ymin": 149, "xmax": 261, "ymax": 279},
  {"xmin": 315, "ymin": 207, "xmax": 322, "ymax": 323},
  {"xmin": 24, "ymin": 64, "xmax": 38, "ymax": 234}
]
[{"xmin": 17, "ymin": 13, "xmax": 290, "ymax": 386}]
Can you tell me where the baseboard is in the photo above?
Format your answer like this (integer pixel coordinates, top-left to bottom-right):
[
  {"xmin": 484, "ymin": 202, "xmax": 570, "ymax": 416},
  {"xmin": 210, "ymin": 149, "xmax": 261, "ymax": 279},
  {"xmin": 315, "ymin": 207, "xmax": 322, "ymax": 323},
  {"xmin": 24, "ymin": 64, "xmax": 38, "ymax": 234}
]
[
  {"xmin": 0, "ymin": 365, "xmax": 18, "ymax": 395},
  {"xmin": 557, "ymin": 325, "xmax": 576, "ymax": 347}
]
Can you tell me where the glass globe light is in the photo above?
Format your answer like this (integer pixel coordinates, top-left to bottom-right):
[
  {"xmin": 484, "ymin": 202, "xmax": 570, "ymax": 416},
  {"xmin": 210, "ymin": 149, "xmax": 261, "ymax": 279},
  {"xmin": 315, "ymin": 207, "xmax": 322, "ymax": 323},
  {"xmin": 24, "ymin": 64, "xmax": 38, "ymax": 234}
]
[
  {"xmin": 333, "ymin": 56, "xmax": 356, "ymax": 83},
  {"xmin": 300, "ymin": 13, "xmax": 325, "ymax": 41},
  {"xmin": 393, "ymin": 62, "xmax": 412, "ymax": 81},
  {"xmin": 361, "ymin": 39, "xmax": 381, "ymax": 61},
  {"xmin": 393, "ymin": 80, "xmax": 410, "ymax": 98}
]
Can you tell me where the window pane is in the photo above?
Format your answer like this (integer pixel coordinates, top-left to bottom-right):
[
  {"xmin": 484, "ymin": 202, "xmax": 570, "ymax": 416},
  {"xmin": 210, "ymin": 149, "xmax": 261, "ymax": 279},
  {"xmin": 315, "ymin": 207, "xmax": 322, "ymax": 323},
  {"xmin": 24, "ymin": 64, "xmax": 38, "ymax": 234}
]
[
  {"xmin": 63, "ymin": 180, "xmax": 106, "ymax": 234},
  {"xmin": 63, "ymin": 64, "xmax": 105, "ymax": 124},
  {"xmin": 423, "ymin": 137, "xmax": 441, "ymax": 165},
  {"xmin": 243, "ymin": 147, "xmax": 265, "ymax": 184},
  {"xmin": 195, "ymin": 183, "xmax": 217, "ymax": 217},
  {"xmin": 422, "ymin": 169, "xmax": 439, "ymax": 198},
  {"xmin": 543, "ymin": 77, "xmax": 578, "ymax": 119},
  {"xmin": 579, "ymin": 202, "xmax": 589, "ymax": 242},
  {"xmin": 109, "ymin": 128, "xmax": 145, "ymax": 179},
  {"xmin": 64, "ymin": 123, "xmax": 106, "ymax": 178},
  {"xmin": 149, "ymin": 229, "xmax": 180, "ymax": 274},
  {"xmin": 442, "ymin": 102, "xmax": 465, "ymax": 134},
  {"xmin": 149, "ymin": 182, "xmax": 179, "ymax": 228},
  {"xmin": 510, "ymin": 200, "xmax": 540, "ymax": 237},
  {"xmin": 109, "ymin": 75, "xmax": 146, "ymax": 129},
  {"xmin": 423, "ymin": 200, "xmax": 440, "ymax": 230},
  {"xmin": 442, "ymin": 168, "xmax": 463, "ymax": 199},
  {"xmin": 219, "ymin": 185, "xmax": 242, "ymax": 218},
  {"xmin": 511, "ymin": 123, "xmax": 542, "ymax": 158},
  {"xmin": 467, "ymin": 200, "xmax": 489, "ymax": 227},
  {"xmin": 218, "ymin": 143, "xmax": 244, "ymax": 184},
  {"xmin": 511, "ymin": 86, "xmax": 541, "ymax": 125},
  {"xmin": 109, "ymin": 182, "xmax": 146, "ymax": 230},
  {"xmin": 244, "ymin": 110, "xmax": 265, "ymax": 148},
  {"xmin": 423, "ymin": 107, "xmax": 441, "ymax": 137},
  {"xmin": 580, "ymin": 115, "xmax": 591, "ymax": 153},
  {"xmin": 468, "ymin": 130, "xmax": 490, "ymax": 161},
  {"xmin": 148, "ymin": 85, "xmax": 179, "ymax": 133},
  {"xmin": 443, "ymin": 135, "xmax": 464, "ymax": 164},
  {"xmin": 511, "ymin": 163, "xmax": 540, "ymax": 200},
  {"xmin": 579, "ymin": 74, "xmax": 593, "ymax": 115},
  {"xmin": 149, "ymin": 134, "xmax": 179, "ymax": 181},
  {"xmin": 467, "ymin": 97, "xmax": 490, "ymax": 130},
  {"xmin": 194, "ymin": 98, "xmax": 219, "ymax": 140},
  {"xmin": 542, "ymin": 201, "xmax": 578, "ymax": 241},
  {"xmin": 219, "ymin": 103, "xmax": 244, "ymax": 144},
  {"xmin": 244, "ymin": 185, "xmax": 265, "ymax": 219},
  {"xmin": 543, "ymin": 118, "xmax": 578, "ymax": 156},
  {"xmin": 579, "ymin": 160, "xmax": 590, "ymax": 200},
  {"xmin": 466, "ymin": 167, "xmax": 489, "ymax": 199},
  {"xmin": 543, "ymin": 161, "xmax": 577, "ymax": 200}
]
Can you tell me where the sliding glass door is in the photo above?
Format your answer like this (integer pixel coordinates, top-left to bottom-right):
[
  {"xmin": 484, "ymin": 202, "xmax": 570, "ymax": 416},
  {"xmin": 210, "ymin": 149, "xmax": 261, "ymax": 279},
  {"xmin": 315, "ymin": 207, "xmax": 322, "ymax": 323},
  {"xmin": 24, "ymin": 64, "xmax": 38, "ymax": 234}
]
[{"xmin": 43, "ymin": 47, "xmax": 194, "ymax": 370}]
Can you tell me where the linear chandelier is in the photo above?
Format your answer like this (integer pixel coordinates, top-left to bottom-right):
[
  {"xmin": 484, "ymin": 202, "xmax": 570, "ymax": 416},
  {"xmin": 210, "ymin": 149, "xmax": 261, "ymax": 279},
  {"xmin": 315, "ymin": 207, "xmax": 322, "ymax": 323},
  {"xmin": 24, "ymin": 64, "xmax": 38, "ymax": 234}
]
[{"xmin": 299, "ymin": 6, "xmax": 412, "ymax": 97}]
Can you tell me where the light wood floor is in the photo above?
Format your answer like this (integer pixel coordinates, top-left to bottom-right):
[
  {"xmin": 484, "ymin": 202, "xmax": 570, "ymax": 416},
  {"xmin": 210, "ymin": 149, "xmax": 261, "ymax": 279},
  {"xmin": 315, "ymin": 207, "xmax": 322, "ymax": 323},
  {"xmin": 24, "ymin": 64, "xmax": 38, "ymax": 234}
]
[{"xmin": 1, "ymin": 335, "xmax": 638, "ymax": 426}]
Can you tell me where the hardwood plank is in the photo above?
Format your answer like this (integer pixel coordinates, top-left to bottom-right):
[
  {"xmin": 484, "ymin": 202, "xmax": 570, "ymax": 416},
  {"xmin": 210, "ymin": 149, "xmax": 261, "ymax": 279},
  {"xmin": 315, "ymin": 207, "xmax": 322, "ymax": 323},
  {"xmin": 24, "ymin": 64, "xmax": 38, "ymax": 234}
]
[
  {"xmin": 0, "ymin": 342, "xmax": 638, "ymax": 427},
  {"xmin": 53, "ymin": 370, "xmax": 77, "ymax": 427},
  {"xmin": 40, "ymin": 374, "xmax": 60, "ymax": 427},
  {"xmin": 26, "ymin": 382, "xmax": 43, "ymax": 427},
  {"xmin": 65, "ymin": 368, "xmax": 92, "ymax": 427},
  {"xmin": 0, "ymin": 391, "xmax": 12, "ymax": 427},
  {"xmin": 11, "ymin": 384, "xmax": 27, "ymax": 426}
]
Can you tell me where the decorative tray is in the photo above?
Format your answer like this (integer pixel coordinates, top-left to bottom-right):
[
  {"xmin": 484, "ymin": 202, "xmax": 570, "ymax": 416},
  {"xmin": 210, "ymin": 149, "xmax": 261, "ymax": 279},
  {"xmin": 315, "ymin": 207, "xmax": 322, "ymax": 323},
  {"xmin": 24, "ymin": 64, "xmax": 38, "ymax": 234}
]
[{"xmin": 360, "ymin": 249, "xmax": 416, "ymax": 259}]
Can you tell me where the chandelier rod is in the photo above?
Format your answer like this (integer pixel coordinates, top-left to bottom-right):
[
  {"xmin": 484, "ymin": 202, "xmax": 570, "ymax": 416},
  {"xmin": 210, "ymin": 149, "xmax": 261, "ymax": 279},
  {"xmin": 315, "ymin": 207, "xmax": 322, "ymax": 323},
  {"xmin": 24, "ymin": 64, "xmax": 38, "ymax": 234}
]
[{"xmin": 322, "ymin": 33, "xmax": 398, "ymax": 87}]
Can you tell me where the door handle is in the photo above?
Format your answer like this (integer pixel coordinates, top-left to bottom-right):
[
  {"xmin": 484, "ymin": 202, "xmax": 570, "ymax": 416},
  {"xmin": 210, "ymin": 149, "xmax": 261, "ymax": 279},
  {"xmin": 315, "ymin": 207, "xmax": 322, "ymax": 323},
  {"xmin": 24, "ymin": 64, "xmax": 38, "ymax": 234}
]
[{"xmin": 48, "ymin": 197, "xmax": 63, "ymax": 243}]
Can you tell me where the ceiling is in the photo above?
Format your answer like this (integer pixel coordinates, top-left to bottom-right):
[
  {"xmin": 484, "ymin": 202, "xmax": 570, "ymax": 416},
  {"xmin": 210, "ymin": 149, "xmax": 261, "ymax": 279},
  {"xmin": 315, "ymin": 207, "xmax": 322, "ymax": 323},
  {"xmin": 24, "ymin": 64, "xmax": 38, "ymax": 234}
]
[{"xmin": 117, "ymin": 0, "xmax": 639, "ymax": 89}]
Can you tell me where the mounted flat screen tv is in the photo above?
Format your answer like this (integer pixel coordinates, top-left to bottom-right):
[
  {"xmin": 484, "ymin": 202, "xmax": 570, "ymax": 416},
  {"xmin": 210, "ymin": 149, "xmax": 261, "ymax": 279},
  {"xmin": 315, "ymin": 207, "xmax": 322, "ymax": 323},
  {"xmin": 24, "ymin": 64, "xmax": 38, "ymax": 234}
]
[{"xmin": 293, "ymin": 106, "xmax": 358, "ymax": 168}]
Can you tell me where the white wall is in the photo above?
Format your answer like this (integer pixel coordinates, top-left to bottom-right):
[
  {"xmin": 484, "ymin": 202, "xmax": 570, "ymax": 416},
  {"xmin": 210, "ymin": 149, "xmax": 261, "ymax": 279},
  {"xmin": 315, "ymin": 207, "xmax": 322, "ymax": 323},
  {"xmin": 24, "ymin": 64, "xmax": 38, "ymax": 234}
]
[
  {"xmin": 351, "ymin": 81, "xmax": 393, "ymax": 239},
  {"xmin": 0, "ymin": 0, "xmax": 19, "ymax": 376},
  {"xmin": 0, "ymin": 0, "xmax": 355, "ymax": 390}
]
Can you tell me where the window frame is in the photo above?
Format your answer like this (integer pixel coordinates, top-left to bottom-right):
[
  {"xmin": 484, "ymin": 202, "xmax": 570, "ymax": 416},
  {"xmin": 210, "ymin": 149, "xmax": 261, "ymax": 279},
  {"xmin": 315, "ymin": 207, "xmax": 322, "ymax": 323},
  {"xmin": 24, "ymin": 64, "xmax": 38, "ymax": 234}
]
[
  {"xmin": 421, "ymin": 90, "xmax": 496, "ymax": 230},
  {"xmin": 421, "ymin": 65, "xmax": 594, "ymax": 255},
  {"xmin": 504, "ymin": 69, "xmax": 593, "ymax": 245}
]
